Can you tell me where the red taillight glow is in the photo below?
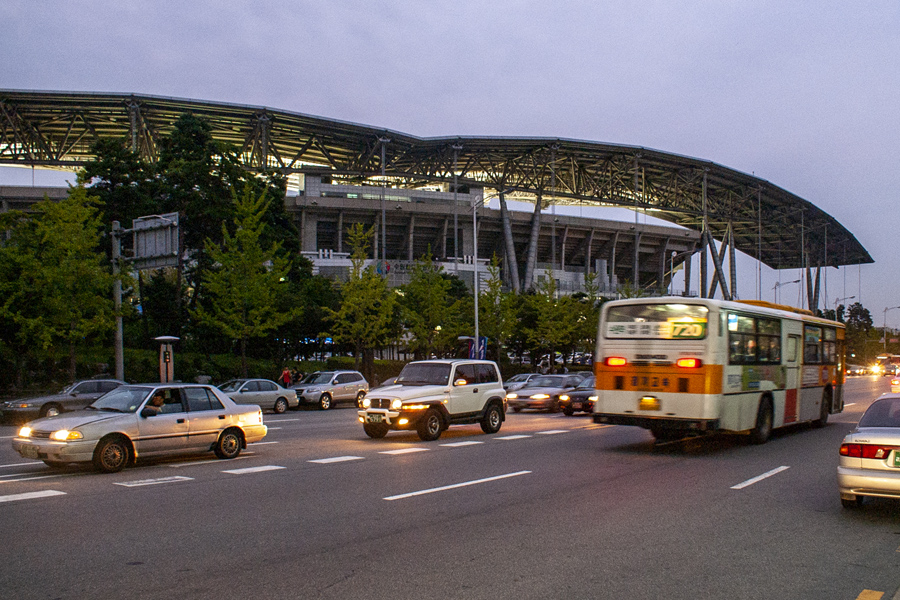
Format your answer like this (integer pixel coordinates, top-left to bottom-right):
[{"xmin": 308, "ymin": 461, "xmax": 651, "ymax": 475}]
[
  {"xmin": 676, "ymin": 358, "xmax": 702, "ymax": 368},
  {"xmin": 840, "ymin": 444, "xmax": 899, "ymax": 459},
  {"xmin": 605, "ymin": 357, "xmax": 627, "ymax": 367}
]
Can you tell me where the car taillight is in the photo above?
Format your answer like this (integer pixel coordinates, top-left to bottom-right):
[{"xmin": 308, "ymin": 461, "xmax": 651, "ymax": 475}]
[
  {"xmin": 605, "ymin": 357, "xmax": 627, "ymax": 367},
  {"xmin": 840, "ymin": 443, "xmax": 899, "ymax": 459},
  {"xmin": 676, "ymin": 358, "xmax": 702, "ymax": 368}
]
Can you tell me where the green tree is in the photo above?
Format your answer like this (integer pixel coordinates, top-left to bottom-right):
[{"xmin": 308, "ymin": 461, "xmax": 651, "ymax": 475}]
[
  {"xmin": 192, "ymin": 187, "xmax": 297, "ymax": 377},
  {"xmin": 478, "ymin": 255, "xmax": 518, "ymax": 362},
  {"xmin": 399, "ymin": 250, "xmax": 464, "ymax": 359},
  {"xmin": 522, "ymin": 272, "xmax": 579, "ymax": 372},
  {"xmin": 325, "ymin": 223, "xmax": 398, "ymax": 383},
  {"xmin": 0, "ymin": 186, "xmax": 114, "ymax": 382}
]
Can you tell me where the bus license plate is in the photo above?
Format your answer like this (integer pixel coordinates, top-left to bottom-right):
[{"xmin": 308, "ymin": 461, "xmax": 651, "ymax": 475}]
[
  {"xmin": 639, "ymin": 396, "xmax": 661, "ymax": 411},
  {"xmin": 366, "ymin": 414, "xmax": 383, "ymax": 424}
]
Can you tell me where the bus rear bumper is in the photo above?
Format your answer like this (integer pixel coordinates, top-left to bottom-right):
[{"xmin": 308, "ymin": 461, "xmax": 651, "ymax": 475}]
[{"xmin": 593, "ymin": 413, "xmax": 720, "ymax": 432}]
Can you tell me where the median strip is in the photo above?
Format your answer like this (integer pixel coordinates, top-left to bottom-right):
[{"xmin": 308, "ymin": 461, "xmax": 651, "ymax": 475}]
[{"xmin": 384, "ymin": 471, "xmax": 532, "ymax": 501}]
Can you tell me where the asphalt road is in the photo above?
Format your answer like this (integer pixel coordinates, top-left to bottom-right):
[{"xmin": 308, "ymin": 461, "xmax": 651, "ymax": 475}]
[{"xmin": 1, "ymin": 377, "xmax": 898, "ymax": 600}]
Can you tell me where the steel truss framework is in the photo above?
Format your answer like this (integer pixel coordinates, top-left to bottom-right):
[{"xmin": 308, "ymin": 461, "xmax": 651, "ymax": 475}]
[{"xmin": 0, "ymin": 90, "xmax": 871, "ymax": 274}]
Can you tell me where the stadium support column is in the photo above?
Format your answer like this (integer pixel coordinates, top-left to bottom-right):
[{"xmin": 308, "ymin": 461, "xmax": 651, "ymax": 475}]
[
  {"xmin": 684, "ymin": 249, "xmax": 693, "ymax": 296},
  {"xmin": 523, "ymin": 192, "xmax": 543, "ymax": 291},
  {"xmin": 499, "ymin": 189, "xmax": 520, "ymax": 292},
  {"xmin": 729, "ymin": 222, "xmax": 737, "ymax": 299},
  {"xmin": 633, "ymin": 155, "xmax": 641, "ymax": 289},
  {"xmin": 700, "ymin": 170, "xmax": 708, "ymax": 298}
]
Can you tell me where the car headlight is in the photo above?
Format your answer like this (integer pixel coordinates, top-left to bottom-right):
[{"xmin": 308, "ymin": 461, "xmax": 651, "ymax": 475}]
[
  {"xmin": 588, "ymin": 395, "xmax": 598, "ymax": 401},
  {"xmin": 362, "ymin": 398, "xmax": 371, "ymax": 408},
  {"xmin": 18, "ymin": 426, "xmax": 32, "ymax": 438},
  {"xmin": 531, "ymin": 394, "xmax": 550, "ymax": 400},
  {"xmin": 391, "ymin": 399, "xmax": 403, "ymax": 410},
  {"xmin": 50, "ymin": 430, "xmax": 82, "ymax": 441},
  {"xmin": 506, "ymin": 393, "xmax": 518, "ymax": 399},
  {"xmin": 559, "ymin": 394, "xmax": 570, "ymax": 401}
]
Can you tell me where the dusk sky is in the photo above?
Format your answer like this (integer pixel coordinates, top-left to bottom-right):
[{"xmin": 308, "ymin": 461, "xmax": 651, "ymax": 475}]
[{"xmin": 2, "ymin": 1, "xmax": 897, "ymax": 327}]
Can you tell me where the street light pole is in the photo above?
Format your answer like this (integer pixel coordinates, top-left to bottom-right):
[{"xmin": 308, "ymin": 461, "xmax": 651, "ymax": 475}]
[
  {"xmin": 833, "ymin": 295, "xmax": 855, "ymax": 318},
  {"xmin": 773, "ymin": 279, "xmax": 800, "ymax": 304},
  {"xmin": 884, "ymin": 305, "xmax": 900, "ymax": 352},
  {"xmin": 379, "ymin": 137, "xmax": 390, "ymax": 275}
]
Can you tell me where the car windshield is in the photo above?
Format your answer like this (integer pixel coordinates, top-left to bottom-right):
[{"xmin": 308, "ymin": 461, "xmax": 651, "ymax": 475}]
[
  {"xmin": 575, "ymin": 376, "xmax": 595, "ymax": 389},
  {"xmin": 529, "ymin": 375, "xmax": 566, "ymax": 388},
  {"xmin": 507, "ymin": 374, "xmax": 531, "ymax": 383},
  {"xmin": 397, "ymin": 363, "xmax": 452, "ymax": 386},
  {"xmin": 218, "ymin": 380, "xmax": 247, "ymax": 392},
  {"xmin": 304, "ymin": 372, "xmax": 335, "ymax": 385},
  {"xmin": 89, "ymin": 386, "xmax": 154, "ymax": 413},
  {"xmin": 858, "ymin": 398, "xmax": 900, "ymax": 427}
]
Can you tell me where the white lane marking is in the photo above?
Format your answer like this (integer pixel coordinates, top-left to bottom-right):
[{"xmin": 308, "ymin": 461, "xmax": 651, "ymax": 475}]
[
  {"xmin": 266, "ymin": 427, "xmax": 282, "ymax": 430},
  {"xmin": 844, "ymin": 403, "xmax": 856, "ymax": 407},
  {"xmin": 537, "ymin": 430, "xmax": 569, "ymax": 435},
  {"xmin": 496, "ymin": 435, "xmax": 531, "ymax": 440},
  {"xmin": 222, "ymin": 465, "xmax": 286, "ymax": 475},
  {"xmin": 0, "ymin": 490, "xmax": 66, "ymax": 503},
  {"xmin": 0, "ymin": 462, "xmax": 41, "ymax": 469},
  {"xmin": 731, "ymin": 466, "xmax": 791, "ymax": 490},
  {"xmin": 384, "ymin": 471, "xmax": 532, "ymax": 501},
  {"xmin": 168, "ymin": 456, "xmax": 250, "ymax": 468},
  {"xmin": 250, "ymin": 441, "xmax": 279, "ymax": 445},
  {"xmin": 309, "ymin": 456, "xmax": 365, "ymax": 464},
  {"xmin": 0, "ymin": 475, "xmax": 66, "ymax": 483},
  {"xmin": 115, "ymin": 476, "xmax": 194, "ymax": 488},
  {"xmin": 380, "ymin": 448, "xmax": 430, "ymax": 455},
  {"xmin": 265, "ymin": 418, "xmax": 301, "ymax": 423},
  {"xmin": 440, "ymin": 441, "xmax": 484, "ymax": 447}
]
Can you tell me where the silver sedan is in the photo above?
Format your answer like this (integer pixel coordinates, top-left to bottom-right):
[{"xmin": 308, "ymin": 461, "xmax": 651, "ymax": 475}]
[
  {"xmin": 838, "ymin": 393, "xmax": 900, "ymax": 508},
  {"xmin": 11, "ymin": 383, "xmax": 267, "ymax": 473},
  {"xmin": 218, "ymin": 378, "xmax": 298, "ymax": 413}
]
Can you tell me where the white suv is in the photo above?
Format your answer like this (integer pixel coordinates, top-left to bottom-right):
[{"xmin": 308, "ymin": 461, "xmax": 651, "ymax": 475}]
[{"xmin": 358, "ymin": 359, "xmax": 507, "ymax": 441}]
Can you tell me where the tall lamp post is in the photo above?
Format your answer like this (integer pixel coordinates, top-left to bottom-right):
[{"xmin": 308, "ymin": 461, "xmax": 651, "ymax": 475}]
[
  {"xmin": 883, "ymin": 305, "xmax": 900, "ymax": 352},
  {"xmin": 773, "ymin": 279, "xmax": 800, "ymax": 304},
  {"xmin": 472, "ymin": 188, "xmax": 512, "ymax": 359},
  {"xmin": 833, "ymin": 295, "xmax": 855, "ymax": 318}
]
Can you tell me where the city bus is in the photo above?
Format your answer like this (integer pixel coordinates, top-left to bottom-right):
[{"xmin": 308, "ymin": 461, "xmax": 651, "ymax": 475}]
[{"xmin": 592, "ymin": 297, "xmax": 844, "ymax": 443}]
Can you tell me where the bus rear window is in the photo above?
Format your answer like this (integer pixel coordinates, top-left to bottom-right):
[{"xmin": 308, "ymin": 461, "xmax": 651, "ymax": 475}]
[{"xmin": 605, "ymin": 304, "xmax": 709, "ymax": 339}]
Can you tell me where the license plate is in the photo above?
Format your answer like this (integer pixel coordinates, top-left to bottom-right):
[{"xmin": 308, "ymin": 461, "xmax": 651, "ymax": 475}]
[
  {"xmin": 20, "ymin": 445, "xmax": 39, "ymax": 459},
  {"xmin": 639, "ymin": 396, "xmax": 661, "ymax": 411},
  {"xmin": 572, "ymin": 402, "xmax": 582, "ymax": 410},
  {"xmin": 366, "ymin": 414, "xmax": 383, "ymax": 423},
  {"xmin": 893, "ymin": 453, "xmax": 900, "ymax": 467}
]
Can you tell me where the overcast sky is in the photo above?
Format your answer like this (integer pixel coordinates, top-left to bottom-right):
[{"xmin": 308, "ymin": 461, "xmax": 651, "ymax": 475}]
[{"xmin": 2, "ymin": 1, "xmax": 898, "ymax": 329}]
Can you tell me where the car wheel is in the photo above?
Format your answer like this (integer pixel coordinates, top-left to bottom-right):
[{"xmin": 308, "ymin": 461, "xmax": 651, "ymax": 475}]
[
  {"xmin": 92, "ymin": 436, "xmax": 130, "ymax": 473},
  {"xmin": 562, "ymin": 408, "xmax": 575, "ymax": 416},
  {"xmin": 40, "ymin": 403, "xmax": 62, "ymax": 418},
  {"xmin": 512, "ymin": 406, "xmax": 522, "ymax": 413},
  {"xmin": 841, "ymin": 495, "xmax": 865, "ymax": 509},
  {"xmin": 363, "ymin": 423, "xmax": 389, "ymax": 438},
  {"xmin": 417, "ymin": 408, "xmax": 443, "ymax": 441},
  {"xmin": 749, "ymin": 397, "xmax": 773, "ymax": 444},
  {"xmin": 319, "ymin": 393, "xmax": 332, "ymax": 410},
  {"xmin": 273, "ymin": 397, "xmax": 288, "ymax": 414},
  {"xmin": 356, "ymin": 391, "xmax": 366, "ymax": 407},
  {"xmin": 215, "ymin": 428, "xmax": 243, "ymax": 459},
  {"xmin": 480, "ymin": 403, "xmax": 503, "ymax": 434},
  {"xmin": 813, "ymin": 389, "xmax": 831, "ymax": 428}
]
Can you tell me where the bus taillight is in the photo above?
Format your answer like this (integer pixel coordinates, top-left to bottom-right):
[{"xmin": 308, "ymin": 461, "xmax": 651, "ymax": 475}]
[
  {"xmin": 676, "ymin": 358, "xmax": 702, "ymax": 368},
  {"xmin": 605, "ymin": 357, "xmax": 627, "ymax": 367}
]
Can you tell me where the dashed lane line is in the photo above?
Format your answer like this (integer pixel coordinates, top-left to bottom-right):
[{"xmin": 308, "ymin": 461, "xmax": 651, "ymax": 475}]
[
  {"xmin": 0, "ymin": 490, "xmax": 66, "ymax": 503},
  {"xmin": 731, "ymin": 466, "xmax": 790, "ymax": 490},
  {"xmin": 384, "ymin": 471, "xmax": 532, "ymax": 501},
  {"xmin": 440, "ymin": 441, "xmax": 484, "ymax": 447},
  {"xmin": 495, "ymin": 435, "xmax": 532, "ymax": 440},
  {"xmin": 380, "ymin": 448, "xmax": 430, "ymax": 455},
  {"xmin": 537, "ymin": 430, "xmax": 570, "ymax": 435},
  {"xmin": 309, "ymin": 456, "xmax": 364, "ymax": 464},
  {"xmin": 222, "ymin": 465, "xmax": 286, "ymax": 475},
  {"xmin": 115, "ymin": 476, "xmax": 194, "ymax": 488}
]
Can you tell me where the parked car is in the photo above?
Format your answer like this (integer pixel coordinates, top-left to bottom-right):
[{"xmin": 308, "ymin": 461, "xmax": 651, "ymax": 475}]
[
  {"xmin": 506, "ymin": 374, "xmax": 584, "ymax": 412},
  {"xmin": 11, "ymin": 383, "xmax": 267, "ymax": 472},
  {"xmin": 218, "ymin": 379, "xmax": 298, "ymax": 414},
  {"xmin": 559, "ymin": 375, "xmax": 597, "ymax": 416},
  {"xmin": 292, "ymin": 371, "xmax": 369, "ymax": 410},
  {"xmin": 358, "ymin": 359, "xmax": 506, "ymax": 441},
  {"xmin": 0, "ymin": 378, "xmax": 126, "ymax": 423},
  {"xmin": 503, "ymin": 373, "xmax": 540, "ymax": 392},
  {"xmin": 838, "ymin": 393, "xmax": 900, "ymax": 508}
]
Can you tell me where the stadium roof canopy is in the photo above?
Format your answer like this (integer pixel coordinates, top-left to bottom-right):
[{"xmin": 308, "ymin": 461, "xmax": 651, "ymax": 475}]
[{"xmin": 0, "ymin": 89, "xmax": 871, "ymax": 270}]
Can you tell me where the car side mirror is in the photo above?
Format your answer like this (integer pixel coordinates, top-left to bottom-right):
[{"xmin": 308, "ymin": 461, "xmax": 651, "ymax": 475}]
[
  {"xmin": 140, "ymin": 408, "xmax": 156, "ymax": 418},
  {"xmin": 454, "ymin": 378, "xmax": 468, "ymax": 387},
  {"xmin": 239, "ymin": 389, "xmax": 247, "ymax": 393}
]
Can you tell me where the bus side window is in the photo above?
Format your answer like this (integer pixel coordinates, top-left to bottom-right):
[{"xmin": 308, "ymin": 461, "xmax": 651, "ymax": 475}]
[{"xmin": 787, "ymin": 336, "xmax": 799, "ymax": 362}]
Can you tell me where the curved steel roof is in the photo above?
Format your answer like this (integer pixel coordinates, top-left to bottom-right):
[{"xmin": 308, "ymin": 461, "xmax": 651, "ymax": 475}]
[{"xmin": 0, "ymin": 89, "xmax": 871, "ymax": 269}]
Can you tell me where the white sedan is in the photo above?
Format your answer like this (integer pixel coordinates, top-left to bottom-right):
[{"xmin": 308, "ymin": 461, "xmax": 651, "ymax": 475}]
[
  {"xmin": 12, "ymin": 383, "xmax": 267, "ymax": 473},
  {"xmin": 838, "ymin": 393, "xmax": 900, "ymax": 508}
]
